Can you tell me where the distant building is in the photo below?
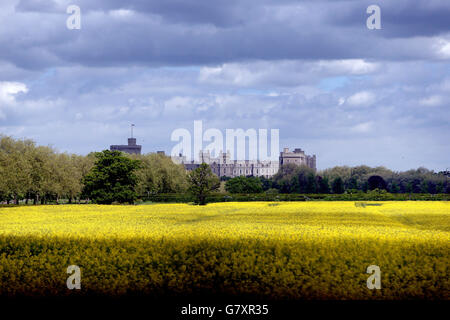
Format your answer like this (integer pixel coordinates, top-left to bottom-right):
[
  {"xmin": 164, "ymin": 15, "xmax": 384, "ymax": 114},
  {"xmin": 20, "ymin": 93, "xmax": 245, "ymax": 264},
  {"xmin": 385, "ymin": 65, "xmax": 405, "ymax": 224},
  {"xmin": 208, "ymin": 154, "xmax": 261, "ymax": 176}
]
[
  {"xmin": 175, "ymin": 151, "xmax": 279, "ymax": 178},
  {"xmin": 279, "ymin": 148, "xmax": 316, "ymax": 171},
  {"xmin": 175, "ymin": 147, "xmax": 316, "ymax": 178},
  {"xmin": 110, "ymin": 138, "xmax": 142, "ymax": 155}
]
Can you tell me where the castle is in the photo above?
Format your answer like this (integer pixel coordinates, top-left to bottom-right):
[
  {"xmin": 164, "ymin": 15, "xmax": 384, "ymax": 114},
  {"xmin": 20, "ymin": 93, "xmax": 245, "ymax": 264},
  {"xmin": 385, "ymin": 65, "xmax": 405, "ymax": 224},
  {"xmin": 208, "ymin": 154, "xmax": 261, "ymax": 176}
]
[
  {"xmin": 110, "ymin": 138, "xmax": 142, "ymax": 155},
  {"xmin": 279, "ymin": 148, "xmax": 316, "ymax": 170},
  {"xmin": 110, "ymin": 124, "xmax": 142, "ymax": 155},
  {"xmin": 109, "ymin": 127, "xmax": 316, "ymax": 178},
  {"xmin": 174, "ymin": 148, "xmax": 316, "ymax": 178}
]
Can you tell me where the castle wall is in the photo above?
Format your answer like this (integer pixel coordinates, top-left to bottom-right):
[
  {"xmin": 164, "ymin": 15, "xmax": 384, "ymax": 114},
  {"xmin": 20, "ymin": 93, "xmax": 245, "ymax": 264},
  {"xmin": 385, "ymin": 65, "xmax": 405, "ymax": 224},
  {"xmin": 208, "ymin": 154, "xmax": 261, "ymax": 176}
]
[{"xmin": 180, "ymin": 147, "xmax": 315, "ymax": 178}]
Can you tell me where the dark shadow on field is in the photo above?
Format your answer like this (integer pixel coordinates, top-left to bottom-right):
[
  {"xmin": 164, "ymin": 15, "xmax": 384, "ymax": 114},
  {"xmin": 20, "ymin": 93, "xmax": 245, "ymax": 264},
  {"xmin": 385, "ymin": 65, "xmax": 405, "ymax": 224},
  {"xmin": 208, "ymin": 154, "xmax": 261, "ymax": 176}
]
[
  {"xmin": 174, "ymin": 214, "xmax": 221, "ymax": 225},
  {"xmin": 0, "ymin": 234, "xmax": 448, "ymax": 300},
  {"xmin": 354, "ymin": 202, "xmax": 384, "ymax": 208},
  {"xmin": 173, "ymin": 207, "xmax": 245, "ymax": 225},
  {"xmin": 386, "ymin": 213, "xmax": 450, "ymax": 232}
]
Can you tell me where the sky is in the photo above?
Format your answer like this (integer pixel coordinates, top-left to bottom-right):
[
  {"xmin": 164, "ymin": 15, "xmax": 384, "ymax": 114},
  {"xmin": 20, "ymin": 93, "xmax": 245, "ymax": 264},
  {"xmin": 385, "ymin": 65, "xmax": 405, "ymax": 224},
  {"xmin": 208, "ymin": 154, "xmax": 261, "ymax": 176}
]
[{"xmin": 0, "ymin": 0, "xmax": 449, "ymax": 171}]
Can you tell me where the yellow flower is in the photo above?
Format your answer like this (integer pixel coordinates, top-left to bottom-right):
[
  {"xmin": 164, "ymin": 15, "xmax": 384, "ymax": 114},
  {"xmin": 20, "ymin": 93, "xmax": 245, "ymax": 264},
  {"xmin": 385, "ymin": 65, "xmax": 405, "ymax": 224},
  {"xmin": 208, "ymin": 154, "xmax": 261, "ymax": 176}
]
[{"xmin": 0, "ymin": 201, "xmax": 448, "ymax": 299}]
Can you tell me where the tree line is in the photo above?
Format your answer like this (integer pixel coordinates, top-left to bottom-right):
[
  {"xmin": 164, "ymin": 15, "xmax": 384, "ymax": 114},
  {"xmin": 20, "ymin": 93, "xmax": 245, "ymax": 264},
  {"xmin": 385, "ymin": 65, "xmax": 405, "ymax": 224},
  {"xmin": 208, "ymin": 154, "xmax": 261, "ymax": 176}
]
[
  {"xmin": 0, "ymin": 135, "xmax": 448, "ymax": 205},
  {"xmin": 0, "ymin": 135, "xmax": 187, "ymax": 204},
  {"xmin": 225, "ymin": 163, "xmax": 449, "ymax": 194}
]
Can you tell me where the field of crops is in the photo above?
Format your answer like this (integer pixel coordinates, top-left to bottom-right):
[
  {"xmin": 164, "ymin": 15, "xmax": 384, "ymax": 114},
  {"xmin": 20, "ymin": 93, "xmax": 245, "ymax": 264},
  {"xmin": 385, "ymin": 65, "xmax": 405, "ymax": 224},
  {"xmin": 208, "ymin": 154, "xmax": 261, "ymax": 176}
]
[{"xmin": 0, "ymin": 201, "xmax": 448, "ymax": 299}]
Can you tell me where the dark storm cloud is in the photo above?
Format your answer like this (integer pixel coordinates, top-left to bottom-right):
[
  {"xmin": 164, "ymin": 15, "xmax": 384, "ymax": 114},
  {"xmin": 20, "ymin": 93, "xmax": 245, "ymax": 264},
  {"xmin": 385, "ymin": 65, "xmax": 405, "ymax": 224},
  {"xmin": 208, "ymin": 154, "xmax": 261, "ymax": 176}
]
[
  {"xmin": 327, "ymin": 0, "xmax": 450, "ymax": 38},
  {"xmin": 17, "ymin": 0, "xmax": 450, "ymax": 37},
  {"xmin": 4, "ymin": 0, "xmax": 449, "ymax": 70},
  {"xmin": 17, "ymin": 0, "xmax": 284, "ymax": 27},
  {"xmin": 15, "ymin": 0, "xmax": 60, "ymax": 12}
]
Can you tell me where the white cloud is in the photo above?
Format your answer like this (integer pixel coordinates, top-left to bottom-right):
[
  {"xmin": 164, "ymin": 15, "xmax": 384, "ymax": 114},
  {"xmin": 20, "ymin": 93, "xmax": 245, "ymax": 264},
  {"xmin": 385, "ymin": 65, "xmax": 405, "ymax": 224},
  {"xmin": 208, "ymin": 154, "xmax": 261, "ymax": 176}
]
[
  {"xmin": 199, "ymin": 59, "xmax": 379, "ymax": 90},
  {"xmin": 351, "ymin": 122, "xmax": 373, "ymax": 133},
  {"xmin": 435, "ymin": 38, "xmax": 450, "ymax": 59},
  {"xmin": 346, "ymin": 91, "xmax": 375, "ymax": 107},
  {"xmin": 0, "ymin": 81, "xmax": 28, "ymax": 119},
  {"xmin": 316, "ymin": 59, "xmax": 379, "ymax": 75},
  {"xmin": 164, "ymin": 96, "xmax": 196, "ymax": 116},
  {"xmin": 109, "ymin": 9, "xmax": 135, "ymax": 18},
  {"xmin": 420, "ymin": 95, "xmax": 443, "ymax": 107},
  {"xmin": 199, "ymin": 64, "xmax": 255, "ymax": 86},
  {"xmin": 0, "ymin": 81, "xmax": 28, "ymax": 104},
  {"xmin": 199, "ymin": 66, "xmax": 222, "ymax": 81}
]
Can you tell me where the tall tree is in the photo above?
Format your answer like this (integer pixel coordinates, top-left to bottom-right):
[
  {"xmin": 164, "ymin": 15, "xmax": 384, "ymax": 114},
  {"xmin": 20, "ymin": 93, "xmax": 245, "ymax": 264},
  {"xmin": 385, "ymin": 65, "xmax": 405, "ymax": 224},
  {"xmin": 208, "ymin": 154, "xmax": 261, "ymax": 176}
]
[
  {"xmin": 305, "ymin": 173, "xmax": 317, "ymax": 193},
  {"xmin": 26, "ymin": 145, "xmax": 54, "ymax": 204},
  {"xmin": 346, "ymin": 176, "xmax": 358, "ymax": 190},
  {"xmin": 317, "ymin": 176, "xmax": 330, "ymax": 194},
  {"xmin": 331, "ymin": 177, "xmax": 345, "ymax": 194},
  {"xmin": 0, "ymin": 136, "xmax": 32, "ymax": 204},
  {"xmin": 134, "ymin": 153, "xmax": 187, "ymax": 196},
  {"xmin": 187, "ymin": 163, "xmax": 220, "ymax": 205},
  {"xmin": 82, "ymin": 150, "xmax": 141, "ymax": 204},
  {"xmin": 368, "ymin": 175, "xmax": 387, "ymax": 191}
]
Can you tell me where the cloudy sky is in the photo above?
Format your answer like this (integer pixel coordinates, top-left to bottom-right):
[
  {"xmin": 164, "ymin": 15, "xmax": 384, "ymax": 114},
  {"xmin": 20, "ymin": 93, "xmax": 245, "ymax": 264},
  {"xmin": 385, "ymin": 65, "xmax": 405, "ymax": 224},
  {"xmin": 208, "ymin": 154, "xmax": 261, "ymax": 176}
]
[{"xmin": 0, "ymin": 0, "xmax": 449, "ymax": 171}]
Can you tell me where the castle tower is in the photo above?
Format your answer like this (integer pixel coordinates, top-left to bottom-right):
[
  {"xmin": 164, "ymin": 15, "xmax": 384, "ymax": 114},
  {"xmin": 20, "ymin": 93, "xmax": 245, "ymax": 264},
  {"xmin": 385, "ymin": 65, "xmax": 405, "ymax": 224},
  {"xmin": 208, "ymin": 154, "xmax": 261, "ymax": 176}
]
[
  {"xmin": 110, "ymin": 124, "xmax": 142, "ymax": 155},
  {"xmin": 279, "ymin": 147, "xmax": 316, "ymax": 170}
]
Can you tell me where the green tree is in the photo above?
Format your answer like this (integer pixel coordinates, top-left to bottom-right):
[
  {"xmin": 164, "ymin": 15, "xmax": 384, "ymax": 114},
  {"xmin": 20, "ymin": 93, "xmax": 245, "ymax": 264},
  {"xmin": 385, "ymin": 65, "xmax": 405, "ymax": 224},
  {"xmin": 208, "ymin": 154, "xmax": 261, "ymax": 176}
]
[
  {"xmin": 272, "ymin": 164, "xmax": 299, "ymax": 193},
  {"xmin": 134, "ymin": 153, "xmax": 187, "ymax": 197},
  {"xmin": 331, "ymin": 177, "xmax": 344, "ymax": 194},
  {"xmin": 52, "ymin": 153, "xmax": 84, "ymax": 204},
  {"xmin": 0, "ymin": 136, "xmax": 32, "ymax": 204},
  {"xmin": 82, "ymin": 150, "xmax": 141, "ymax": 204},
  {"xmin": 420, "ymin": 180, "xmax": 429, "ymax": 193},
  {"xmin": 258, "ymin": 176, "xmax": 272, "ymax": 191},
  {"xmin": 368, "ymin": 175, "xmax": 387, "ymax": 191},
  {"xmin": 317, "ymin": 176, "xmax": 330, "ymax": 193},
  {"xmin": 187, "ymin": 163, "xmax": 220, "ymax": 205},
  {"xmin": 305, "ymin": 173, "xmax": 317, "ymax": 193},
  {"xmin": 436, "ymin": 181, "xmax": 445, "ymax": 193},
  {"xmin": 389, "ymin": 181, "xmax": 400, "ymax": 193},
  {"xmin": 26, "ymin": 145, "xmax": 54, "ymax": 204},
  {"xmin": 272, "ymin": 164, "xmax": 315, "ymax": 194},
  {"xmin": 225, "ymin": 176, "xmax": 263, "ymax": 193},
  {"xmin": 347, "ymin": 176, "xmax": 358, "ymax": 190},
  {"xmin": 405, "ymin": 182, "xmax": 413, "ymax": 193}
]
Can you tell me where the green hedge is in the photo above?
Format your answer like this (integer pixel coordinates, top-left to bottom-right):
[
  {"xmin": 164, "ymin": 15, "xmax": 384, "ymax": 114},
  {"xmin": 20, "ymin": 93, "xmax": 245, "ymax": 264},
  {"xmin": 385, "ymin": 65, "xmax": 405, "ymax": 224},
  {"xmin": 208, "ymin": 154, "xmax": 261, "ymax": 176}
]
[{"xmin": 142, "ymin": 192, "xmax": 449, "ymax": 203}]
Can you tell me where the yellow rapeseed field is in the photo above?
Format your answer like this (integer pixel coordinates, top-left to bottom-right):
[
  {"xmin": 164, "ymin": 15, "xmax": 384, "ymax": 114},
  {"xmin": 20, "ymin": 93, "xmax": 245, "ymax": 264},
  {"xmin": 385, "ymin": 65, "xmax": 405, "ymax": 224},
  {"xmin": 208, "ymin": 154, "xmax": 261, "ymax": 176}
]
[{"xmin": 0, "ymin": 201, "xmax": 448, "ymax": 299}]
